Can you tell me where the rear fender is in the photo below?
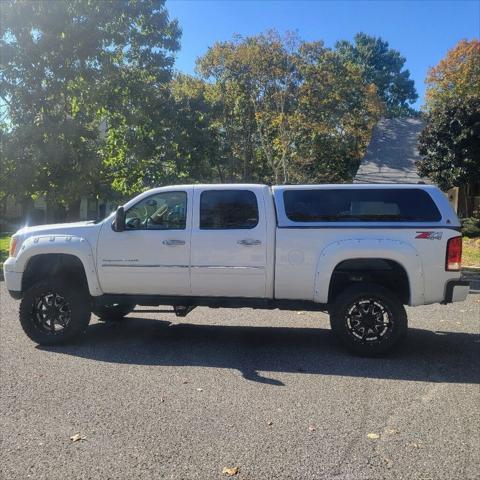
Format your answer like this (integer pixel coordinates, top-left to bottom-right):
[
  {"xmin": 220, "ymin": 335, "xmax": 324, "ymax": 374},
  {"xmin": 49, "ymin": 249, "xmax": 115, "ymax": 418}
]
[{"xmin": 314, "ymin": 238, "xmax": 424, "ymax": 306}]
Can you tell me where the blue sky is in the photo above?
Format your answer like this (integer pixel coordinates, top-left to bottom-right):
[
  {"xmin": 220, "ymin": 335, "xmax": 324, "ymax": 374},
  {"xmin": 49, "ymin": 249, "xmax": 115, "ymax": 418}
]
[{"xmin": 166, "ymin": 0, "xmax": 480, "ymax": 108}]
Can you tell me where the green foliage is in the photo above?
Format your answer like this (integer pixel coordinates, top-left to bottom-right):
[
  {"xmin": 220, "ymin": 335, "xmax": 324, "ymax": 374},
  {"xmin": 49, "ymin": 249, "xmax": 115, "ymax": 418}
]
[
  {"xmin": 425, "ymin": 40, "xmax": 480, "ymax": 110},
  {"xmin": 462, "ymin": 217, "xmax": 480, "ymax": 238},
  {"xmin": 417, "ymin": 97, "xmax": 480, "ymax": 191},
  {"xmin": 0, "ymin": 235, "xmax": 10, "ymax": 265},
  {"xmin": 196, "ymin": 31, "xmax": 382, "ymax": 184},
  {"xmin": 463, "ymin": 237, "xmax": 480, "ymax": 267},
  {"xmin": 335, "ymin": 33, "xmax": 418, "ymax": 116},
  {"xmin": 1, "ymin": 3, "xmax": 416, "ymax": 211},
  {"xmin": 0, "ymin": 0, "xmax": 180, "ymax": 214},
  {"xmin": 418, "ymin": 40, "xmax": 479, "ymax": 217},
  {"xmin": 170, "ymin": 74, "xmax": 225, "ymax": 182}
]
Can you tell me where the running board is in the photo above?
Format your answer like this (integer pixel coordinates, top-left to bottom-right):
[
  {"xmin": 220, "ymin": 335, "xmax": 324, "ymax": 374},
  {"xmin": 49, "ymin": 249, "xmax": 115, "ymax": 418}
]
[
  {"xmin": 97, "ymin": 295, "xmax": 328, "ymax": 313},
  {"xmin": 130, "ymin": 306, "xmax": 196, "ymax": 317},
  {"xmin": 132, "ymin": 308, "xmax": 175, "ymax": 314}
]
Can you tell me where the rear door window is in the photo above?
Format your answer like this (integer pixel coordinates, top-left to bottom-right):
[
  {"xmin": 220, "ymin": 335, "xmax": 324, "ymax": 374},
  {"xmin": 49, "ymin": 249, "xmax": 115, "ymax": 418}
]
[
  {"xmin": 283, "ymin": 189, "xmax": 441, "ymax": 222},
  {"xmin": 200, "ymin": 190, "xmax": 259, "ymax": 229}
]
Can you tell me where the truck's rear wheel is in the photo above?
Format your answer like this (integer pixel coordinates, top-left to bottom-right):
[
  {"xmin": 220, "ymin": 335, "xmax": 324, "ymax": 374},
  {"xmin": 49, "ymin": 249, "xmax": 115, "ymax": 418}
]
[
  {"xmin": 20, "ymin": 280, "xmax": 91, "ymax": 345},
  {"xmin": 92, "ymin": 303, "xmax": 135, "ymax": 322},
  {"xmin": 329, "ymin": 283, "xmax": 407, "ymax": 356}
]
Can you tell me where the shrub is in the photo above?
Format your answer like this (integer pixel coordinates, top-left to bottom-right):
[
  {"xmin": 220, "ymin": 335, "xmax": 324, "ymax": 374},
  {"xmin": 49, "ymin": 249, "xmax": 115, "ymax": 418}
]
[{"xmin": 462, "ymin": 217, "xmax": 480, "ymax": 238}]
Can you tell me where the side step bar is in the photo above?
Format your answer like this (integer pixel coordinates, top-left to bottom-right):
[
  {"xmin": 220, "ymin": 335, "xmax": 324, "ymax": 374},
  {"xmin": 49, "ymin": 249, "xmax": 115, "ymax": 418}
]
[{"xmin": 127, "ymin": 306, "xmax": 197, "ymax": 317}]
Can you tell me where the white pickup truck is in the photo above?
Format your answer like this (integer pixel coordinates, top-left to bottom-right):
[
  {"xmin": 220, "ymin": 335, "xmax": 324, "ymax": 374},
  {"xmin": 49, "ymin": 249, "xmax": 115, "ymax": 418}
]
[{"xmin": 4, "ymin": 184, "xmax": 469, "ymax": 355}]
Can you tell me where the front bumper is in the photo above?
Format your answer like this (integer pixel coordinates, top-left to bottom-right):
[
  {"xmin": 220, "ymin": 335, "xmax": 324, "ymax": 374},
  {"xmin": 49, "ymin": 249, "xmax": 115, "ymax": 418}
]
[
  {"xmin": 443, "ymin": 279, "xmax": 470, "ymax": 304},
  {"xmin": 3, "ymin": 257, "xmax": 23, "ymax": 299}
]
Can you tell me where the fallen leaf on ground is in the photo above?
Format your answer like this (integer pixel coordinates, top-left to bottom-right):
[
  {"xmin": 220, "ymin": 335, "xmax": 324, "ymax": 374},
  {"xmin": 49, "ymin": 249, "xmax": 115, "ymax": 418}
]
[
  {"xmin": 70, "ymin": 433, "xmax": 86, "ymax": 443},
  {"xmin": 222, "ymin": 466, "xmax": 239, "ymax": 476},
  {"xmin": 410, "ymin": 442, "xmax": 423, "ymax": 448},
  {"xmin": 367, "ymin": 433, "xmax": 380, "ymax": 439}
]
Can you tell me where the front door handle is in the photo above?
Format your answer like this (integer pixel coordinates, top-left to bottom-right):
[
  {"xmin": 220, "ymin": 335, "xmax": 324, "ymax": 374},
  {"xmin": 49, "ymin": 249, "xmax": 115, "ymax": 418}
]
[
  {"xmin": 163, "ymin": 239, "xmax": 186, "ymax": 246},
  {"xmin": 237, "ymin": 239, "xmax": 262, "ymax": 246}
]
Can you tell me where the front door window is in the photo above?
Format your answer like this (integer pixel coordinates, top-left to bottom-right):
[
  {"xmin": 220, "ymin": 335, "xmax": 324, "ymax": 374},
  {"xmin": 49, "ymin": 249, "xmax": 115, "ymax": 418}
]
[{"xmin": 125, "ymin": 191, "xmax": 187, "ymax": 231}]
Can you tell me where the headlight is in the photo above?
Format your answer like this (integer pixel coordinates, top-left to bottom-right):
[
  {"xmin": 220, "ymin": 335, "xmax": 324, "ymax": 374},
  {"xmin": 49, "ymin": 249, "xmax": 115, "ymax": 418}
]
[{"xmin": 9, "ymin": 237, "xmax": 18, "ymax": 257}]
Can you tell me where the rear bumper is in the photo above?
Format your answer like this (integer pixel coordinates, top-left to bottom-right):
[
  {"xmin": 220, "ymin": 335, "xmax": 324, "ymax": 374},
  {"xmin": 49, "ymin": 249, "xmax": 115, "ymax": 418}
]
[{"xmin": 443, "ymin": 279, "xmax": 470, "ymax": 304}]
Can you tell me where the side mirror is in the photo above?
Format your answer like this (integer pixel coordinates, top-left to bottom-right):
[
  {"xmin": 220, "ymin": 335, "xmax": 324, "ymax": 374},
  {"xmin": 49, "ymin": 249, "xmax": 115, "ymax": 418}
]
[{"xmin": 114, "ymin": 206, "xmax": 125, "ymax": 232}]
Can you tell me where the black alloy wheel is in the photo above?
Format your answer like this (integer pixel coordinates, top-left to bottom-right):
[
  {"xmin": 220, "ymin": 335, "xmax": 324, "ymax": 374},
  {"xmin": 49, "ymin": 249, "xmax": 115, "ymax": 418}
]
[
  {"xmin": 20, "ymin": 280, "xmax": 91, "ymax": 345},
  {"xmin": 330, "ymin": 283, "xmax": 407, "ymax": 356},
  {"xmin": 32, "ymin": 292, "xmax": 72, "ymax": 334}
]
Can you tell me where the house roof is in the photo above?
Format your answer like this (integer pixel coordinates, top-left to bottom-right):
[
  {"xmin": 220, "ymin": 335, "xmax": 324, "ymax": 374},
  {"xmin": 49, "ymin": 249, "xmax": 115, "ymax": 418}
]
[{"xmin": 354, "ymin": 117, "xmax": 430, "ymax": 184}]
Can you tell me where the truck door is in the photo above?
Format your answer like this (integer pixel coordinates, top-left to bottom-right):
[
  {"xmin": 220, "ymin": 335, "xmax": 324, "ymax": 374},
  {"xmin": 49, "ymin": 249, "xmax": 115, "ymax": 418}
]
[
  {"xmin": 97, "ymin": 188, "xmax": 192, "ymax": 295},
  {"xmin": 190, "ymin": 186, "xmax": 268, "ymax": 298}
]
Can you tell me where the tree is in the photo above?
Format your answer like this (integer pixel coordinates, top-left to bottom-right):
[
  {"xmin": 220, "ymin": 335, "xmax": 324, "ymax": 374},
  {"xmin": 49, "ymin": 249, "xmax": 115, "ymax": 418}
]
[
  {"xmin": 0, "ymin": 0, "xmax": 180, "ymax": 218},
  {"xmin": 418, "ymin": 39, "xmax": 480, "ymax": 216},
  {"xmin": 424, "ymin": 39, "xmax": 480, "ymax": 109},
  {"xmin": 335, "ymin": 33, "xmax": 418, "ymax": 116},
  {"xmin": 293, "ymin": 42, "xmax": 383, "ymax": 183},
  {"xmin": 197, "ymin": 31, "xmax": 382, "ymax": 184},
  {"xmin": 196, "ymin": 33, "xmax": 269, "ymax": 182},
  {"xmin": 418, "ymin": 97, "xmax": 479, "ymax": 188},
  {"xmin": 169, "ymin": 74, "xmax": 224, "ymax": 182}
]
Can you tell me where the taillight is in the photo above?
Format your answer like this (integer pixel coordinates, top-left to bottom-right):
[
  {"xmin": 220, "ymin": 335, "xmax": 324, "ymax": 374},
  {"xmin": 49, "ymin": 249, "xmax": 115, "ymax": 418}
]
[{"xmin": 446, "ymin": 236, "xmax": 462, "ymax": 271}]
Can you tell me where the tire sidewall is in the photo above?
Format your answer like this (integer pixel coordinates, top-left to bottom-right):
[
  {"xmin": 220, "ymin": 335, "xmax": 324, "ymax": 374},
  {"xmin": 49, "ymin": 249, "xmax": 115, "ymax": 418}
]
[
  {"xmin": 330, "ymin": 283, "xmax": 407, "ymax": 356},
  {"xmin": 20, "ymin": 280, "xmax": 91, "ymax": 345}
]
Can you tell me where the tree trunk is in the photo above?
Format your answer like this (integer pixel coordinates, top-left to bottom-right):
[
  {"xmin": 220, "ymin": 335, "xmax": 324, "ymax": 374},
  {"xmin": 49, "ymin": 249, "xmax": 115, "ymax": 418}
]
[
  {"xmin": 21, "ymin": 196, "xmax": 35, "ymax": 226},
  {"xmin": 66, "ymin": 198, "xmax": 81, "ymax": 221},
  {"xmin": 463, "ymin": 184, "xmax": 471, "ymax": 218},
  {"xmin": 0, "ymin": 196, "xmax": 7, "ymax": 230},
  {"xmin": 45, "ymin": 195, "xmax": 66, "ymax": 224}
]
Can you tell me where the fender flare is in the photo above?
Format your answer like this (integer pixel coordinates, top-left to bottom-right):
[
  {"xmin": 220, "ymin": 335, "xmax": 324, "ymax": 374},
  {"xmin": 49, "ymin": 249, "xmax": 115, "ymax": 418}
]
[
  {"xmin": 15, "ymin": 234, "xmax": 103, "ymax": 296},
  {"xmin": 313, "ymin": 238, "xmax": 424, "ymax": 306}
]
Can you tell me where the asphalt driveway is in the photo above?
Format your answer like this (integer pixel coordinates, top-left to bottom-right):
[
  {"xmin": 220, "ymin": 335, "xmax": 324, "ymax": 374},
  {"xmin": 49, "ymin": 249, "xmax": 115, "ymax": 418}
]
[{"xmin": 1, "ymin": 282, "xmax": 479, "ymax": 479}]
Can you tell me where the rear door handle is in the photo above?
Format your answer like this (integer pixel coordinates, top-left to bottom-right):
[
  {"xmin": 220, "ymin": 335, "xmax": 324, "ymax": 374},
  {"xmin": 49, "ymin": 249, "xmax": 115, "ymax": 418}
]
[
  {"xmin": 162, "ymin": 239, "xmax": 186, "ymax": 246},
  {"xmin": 237, "ymin": 239, "xmax": 262, "ymax": 246}
]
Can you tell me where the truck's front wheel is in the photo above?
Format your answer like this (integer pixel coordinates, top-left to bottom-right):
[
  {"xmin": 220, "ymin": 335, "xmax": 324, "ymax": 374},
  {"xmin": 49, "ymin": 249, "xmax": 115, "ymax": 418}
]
[
  {"xmin": 20, "ymin": 280, "xmax": 91, "ymax": 345},
  {"xmin": 329, "ymin": 283, "xmax": 407, "ymax": 356}
]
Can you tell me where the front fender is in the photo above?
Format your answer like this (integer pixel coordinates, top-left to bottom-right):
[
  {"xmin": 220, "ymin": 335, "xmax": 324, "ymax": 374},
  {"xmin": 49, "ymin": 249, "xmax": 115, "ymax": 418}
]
[
  {"xmin": 313, "ymin": 238, "xmax": 424, "ymax": 306},
  {"xmin": 15, "ymin": 235, "xmax": 103, "ymax": 296}
]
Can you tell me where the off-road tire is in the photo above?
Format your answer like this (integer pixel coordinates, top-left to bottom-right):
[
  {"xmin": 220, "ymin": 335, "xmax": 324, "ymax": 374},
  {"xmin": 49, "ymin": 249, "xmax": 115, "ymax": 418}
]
[
  {"xmin": 20, "ymin": 280, "xmax": 91, "ymax": 345},
  {"xmin": 329, "ymin": 283, "xmax": 407, "ymax": 357}
]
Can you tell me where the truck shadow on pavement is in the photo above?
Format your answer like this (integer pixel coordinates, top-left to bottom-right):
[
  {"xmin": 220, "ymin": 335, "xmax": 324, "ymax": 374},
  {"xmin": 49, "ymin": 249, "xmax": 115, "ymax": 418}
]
[{"xmin": 38, "ymin": 316, "xmax": 480, "ymax": 386}]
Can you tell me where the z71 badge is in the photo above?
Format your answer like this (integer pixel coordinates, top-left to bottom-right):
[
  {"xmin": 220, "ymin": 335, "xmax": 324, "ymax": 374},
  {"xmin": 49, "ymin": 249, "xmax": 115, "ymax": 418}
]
[{"xmin": 415, "ymin": 231, "xmax": 443, "ymax": 240}]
